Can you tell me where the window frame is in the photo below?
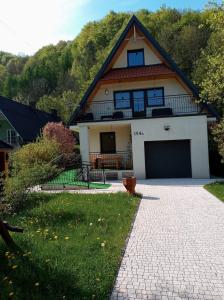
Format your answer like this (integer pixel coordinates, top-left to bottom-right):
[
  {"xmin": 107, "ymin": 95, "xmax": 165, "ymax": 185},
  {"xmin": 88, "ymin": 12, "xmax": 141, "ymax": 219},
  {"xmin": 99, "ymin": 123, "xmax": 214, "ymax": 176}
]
[
  {"xmin": 114, "ymin": 87, "xmax": 165, "ymax": 110},
  {"xmin": 127, "ymin": 48, "xmax": 145, "ymax": 67},
  {"xmin": 100, "ymin": 132, "xmax": 116, "ymax": 154},
  {"xmin": 7, "ymin": 129, "xmax": 17, "ymax": 145},
  {"xmin": 146, "ymin": 87, "xmax": 165, "ymax": 107},
  {"xmin": 114, "ymin": 91, "xmax": 131, "ymax": 109}
]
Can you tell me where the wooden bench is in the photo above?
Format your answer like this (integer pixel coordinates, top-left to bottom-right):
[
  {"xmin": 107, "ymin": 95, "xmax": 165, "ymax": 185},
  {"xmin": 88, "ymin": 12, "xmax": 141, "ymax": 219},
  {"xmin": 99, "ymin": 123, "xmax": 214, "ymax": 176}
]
[{"xmin": 92, "ymin": 154, "xmax": 122, "ymax": 170}]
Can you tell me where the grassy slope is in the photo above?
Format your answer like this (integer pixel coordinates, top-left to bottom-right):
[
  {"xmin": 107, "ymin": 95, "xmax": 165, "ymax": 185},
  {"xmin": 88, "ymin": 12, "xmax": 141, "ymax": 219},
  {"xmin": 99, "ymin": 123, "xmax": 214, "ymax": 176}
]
[
  {"xmin": 0, "ymin": 193, "xmax": 139, "ymax": 300},
  {"xmin": 204, "ymin": 182, "xmax": 224, "ymax": 202}
]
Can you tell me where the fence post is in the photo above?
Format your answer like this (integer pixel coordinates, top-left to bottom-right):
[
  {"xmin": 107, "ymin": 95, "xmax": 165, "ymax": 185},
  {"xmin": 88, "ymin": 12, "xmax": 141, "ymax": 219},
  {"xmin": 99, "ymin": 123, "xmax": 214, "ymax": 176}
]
[
  {"xmin": 103, "ymin": 164, "xmax": 105, "ymax": 184},
  {"xmin": 87, "ymin": 165, "xmax": 90, "ymax": 189}
]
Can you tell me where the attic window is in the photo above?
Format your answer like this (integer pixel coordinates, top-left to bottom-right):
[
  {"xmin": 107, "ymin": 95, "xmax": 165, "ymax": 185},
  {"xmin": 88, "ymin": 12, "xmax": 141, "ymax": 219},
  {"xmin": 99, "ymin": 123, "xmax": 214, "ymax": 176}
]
[{"xmin": 127, "ymin": 49, "xmax": 144, "ymax": 67}]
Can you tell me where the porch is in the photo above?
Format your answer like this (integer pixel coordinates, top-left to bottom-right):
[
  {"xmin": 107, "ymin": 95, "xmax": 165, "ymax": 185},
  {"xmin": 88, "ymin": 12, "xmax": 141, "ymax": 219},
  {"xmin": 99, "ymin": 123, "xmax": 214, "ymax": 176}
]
[{"xmin": 79, "ymin": 123, "xmax": 134, "ymax": 181}]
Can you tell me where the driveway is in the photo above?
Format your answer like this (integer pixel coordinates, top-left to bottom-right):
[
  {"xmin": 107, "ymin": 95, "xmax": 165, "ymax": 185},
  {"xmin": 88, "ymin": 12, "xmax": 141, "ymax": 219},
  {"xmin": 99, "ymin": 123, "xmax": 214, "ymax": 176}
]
[{"xmin": 111, "ymin": 179, "xmax": 224, "ymax": 300}]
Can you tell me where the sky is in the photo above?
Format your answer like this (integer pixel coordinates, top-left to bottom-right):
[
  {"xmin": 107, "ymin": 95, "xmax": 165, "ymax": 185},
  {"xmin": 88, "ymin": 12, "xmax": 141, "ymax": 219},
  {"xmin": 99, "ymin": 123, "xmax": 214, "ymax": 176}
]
[{"xmin": 0, "ymin": 0, "xmax": 211, "ymax": 55}]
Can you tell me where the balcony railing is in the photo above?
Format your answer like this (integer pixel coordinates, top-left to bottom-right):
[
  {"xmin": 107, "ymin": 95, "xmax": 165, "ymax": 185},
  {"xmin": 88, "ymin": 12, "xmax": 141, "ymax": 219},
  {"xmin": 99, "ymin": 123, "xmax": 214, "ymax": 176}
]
[
  {"xmin": 77, "ymin": 94, "xmax": 201, "ymax": 122},
  {"xmin": 89, "ymin": 151, "xmax": 133, "ymax": 170}
]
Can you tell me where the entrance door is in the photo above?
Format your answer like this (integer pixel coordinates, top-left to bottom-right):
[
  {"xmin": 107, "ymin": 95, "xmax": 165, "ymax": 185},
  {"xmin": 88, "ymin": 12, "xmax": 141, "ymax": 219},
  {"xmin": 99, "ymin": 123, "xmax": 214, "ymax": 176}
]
[
  {"xmin": 144, "ymin": 140, "xmax": 192, "ymax": 178},
  {"xmin": 132, "ymin": 90, "xmax": 146, "ymax": 118},
  {"xmin": 0, "ymin": 152, "xmax": 5, "ymax": 172}
]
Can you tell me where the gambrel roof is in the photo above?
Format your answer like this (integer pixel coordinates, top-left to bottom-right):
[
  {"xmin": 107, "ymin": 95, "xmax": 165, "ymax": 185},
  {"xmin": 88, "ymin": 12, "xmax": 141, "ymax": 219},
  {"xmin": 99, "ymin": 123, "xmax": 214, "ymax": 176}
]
[{"xmin": 69, "ymin": 15, "xmax": 218, "ymax": 124}]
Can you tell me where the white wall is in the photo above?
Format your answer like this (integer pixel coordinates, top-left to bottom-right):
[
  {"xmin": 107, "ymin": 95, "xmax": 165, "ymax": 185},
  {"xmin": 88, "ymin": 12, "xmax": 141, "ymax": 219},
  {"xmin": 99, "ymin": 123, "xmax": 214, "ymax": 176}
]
[
  {"xmin": 113, "ymin": 37, "xmax": 161, "ymax": 68},
  {"xmin": 79, "ymin": 125, "xmax": 90, "ymax": 163},
  {"xmin": 93, "ymin": 78, "xmax": 187, "ymax": 101},
  {"xmin": 89, "ymin": 125, "xmax": 130, "ymax": 152},
  {"xmin": 131, "ymin": 115, "xmax": 210, "ymax": 179}
]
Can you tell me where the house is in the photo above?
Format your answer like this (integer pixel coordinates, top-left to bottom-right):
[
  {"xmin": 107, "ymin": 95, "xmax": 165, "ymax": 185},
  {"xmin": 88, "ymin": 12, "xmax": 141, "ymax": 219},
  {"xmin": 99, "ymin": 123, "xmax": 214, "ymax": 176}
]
[
  {"xmin": 0, "ymin": 95, "xmax": 60, "ymax": 173},
  {"xmin": 69, "ymin": 15, "xmax": 218, "ymax": 180}
]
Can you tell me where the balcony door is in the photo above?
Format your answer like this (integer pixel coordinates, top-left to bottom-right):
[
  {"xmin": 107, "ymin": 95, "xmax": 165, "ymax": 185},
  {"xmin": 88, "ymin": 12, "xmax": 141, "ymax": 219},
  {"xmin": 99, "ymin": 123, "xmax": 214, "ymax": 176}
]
[{"xmin": 132, "ymin": 90, "xmax": 146, "ymax": 118}]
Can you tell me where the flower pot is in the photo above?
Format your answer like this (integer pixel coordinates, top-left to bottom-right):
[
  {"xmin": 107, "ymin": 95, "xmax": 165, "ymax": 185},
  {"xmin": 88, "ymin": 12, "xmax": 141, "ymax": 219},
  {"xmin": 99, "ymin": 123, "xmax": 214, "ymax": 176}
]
[{"xmin": 122, "ymin": 176, "xmax": 136, "ymax": 194}]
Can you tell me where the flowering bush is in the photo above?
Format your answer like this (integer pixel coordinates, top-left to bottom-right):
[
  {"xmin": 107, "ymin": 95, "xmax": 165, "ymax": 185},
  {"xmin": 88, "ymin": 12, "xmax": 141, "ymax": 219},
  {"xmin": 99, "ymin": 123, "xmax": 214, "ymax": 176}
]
[{"xmin": 43, "ymin": 122, "xmax": 75, "ymax": 154}]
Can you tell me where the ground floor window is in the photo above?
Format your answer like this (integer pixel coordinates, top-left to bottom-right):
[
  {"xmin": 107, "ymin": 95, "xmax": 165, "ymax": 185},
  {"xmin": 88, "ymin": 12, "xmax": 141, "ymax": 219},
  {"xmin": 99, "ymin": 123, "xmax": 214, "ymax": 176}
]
[{"xmin": 100, "ymin": 132, "xmax": 116, "ymax": 153}]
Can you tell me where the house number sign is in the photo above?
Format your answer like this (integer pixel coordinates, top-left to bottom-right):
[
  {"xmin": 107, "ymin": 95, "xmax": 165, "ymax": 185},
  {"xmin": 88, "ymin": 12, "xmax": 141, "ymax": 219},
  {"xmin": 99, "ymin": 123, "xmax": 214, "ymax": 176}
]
[{"xmin": 133, "ymin": 130, "xmax": 144, "ymax": 136}]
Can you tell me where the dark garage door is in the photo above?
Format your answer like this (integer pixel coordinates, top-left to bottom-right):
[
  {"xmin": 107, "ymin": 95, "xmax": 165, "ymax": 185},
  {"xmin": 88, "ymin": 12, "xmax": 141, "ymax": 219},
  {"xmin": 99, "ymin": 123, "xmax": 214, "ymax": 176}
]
[{"xmin": 145, "ymin": 140, "xmax": 192, "ymax": 178}]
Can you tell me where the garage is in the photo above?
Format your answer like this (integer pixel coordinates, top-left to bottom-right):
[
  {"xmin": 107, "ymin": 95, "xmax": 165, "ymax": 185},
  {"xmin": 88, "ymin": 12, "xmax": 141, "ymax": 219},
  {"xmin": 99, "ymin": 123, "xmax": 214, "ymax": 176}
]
[{"xmin": 144, "ymin": 140, "xmax": 192, "ymax": 178}]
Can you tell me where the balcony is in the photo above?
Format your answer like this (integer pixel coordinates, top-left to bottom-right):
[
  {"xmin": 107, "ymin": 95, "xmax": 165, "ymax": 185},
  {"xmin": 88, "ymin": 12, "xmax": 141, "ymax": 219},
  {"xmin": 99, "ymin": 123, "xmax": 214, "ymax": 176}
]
[{"xmin": 77, "ymin": 94, "xmax": 201, "ymax": 123}]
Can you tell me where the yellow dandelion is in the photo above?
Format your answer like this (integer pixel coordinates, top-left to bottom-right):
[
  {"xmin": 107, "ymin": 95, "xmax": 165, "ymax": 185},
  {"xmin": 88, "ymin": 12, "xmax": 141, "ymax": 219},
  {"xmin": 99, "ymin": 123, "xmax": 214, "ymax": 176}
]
[
  {"xmin": 101, "ymin": 243, "xmax": 105, "ymax": 247},
  {"xmin": 96, "ymin": 237, "xmax": 100, "ymax": 240},
  {"xmin": 64, "ymin": 237, "xmax": 69, "ymax": 240},
  {"xmin": 54, "ymin": 236, "xmax": 58, "ymax": 239},
  {"xmin": 35, "ymin": 282, "xmax": 40, "ymax": 287},
  {"xmin": 12, "ymin": 265, "xmax": 18, "ymax": 270},
  {"xmin": 98, "ymin": 218, "xmax": 101, "ymax": 222}
]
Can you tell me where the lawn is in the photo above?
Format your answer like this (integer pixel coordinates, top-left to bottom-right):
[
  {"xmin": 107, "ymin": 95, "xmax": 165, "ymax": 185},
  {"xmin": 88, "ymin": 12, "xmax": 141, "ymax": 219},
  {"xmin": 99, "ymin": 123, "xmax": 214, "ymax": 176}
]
[
  {"xmin": 0, "ymin": 192, "xmax": 139, "ymax": 300},
  {"xmin": 204, "ymin": 182, "xmax": 224, "ymax": 202},
  {"xmin": 45, "ymin": 169, "xmax": 111, "ymax": 189}
]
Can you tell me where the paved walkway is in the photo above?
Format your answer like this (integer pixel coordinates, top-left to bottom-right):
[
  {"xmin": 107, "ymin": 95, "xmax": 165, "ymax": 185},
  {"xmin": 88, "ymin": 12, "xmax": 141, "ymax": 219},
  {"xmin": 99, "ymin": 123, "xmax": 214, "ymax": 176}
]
[{"xmin": 111, "ymin": 179, "xmax": 224, "ymax": 300}]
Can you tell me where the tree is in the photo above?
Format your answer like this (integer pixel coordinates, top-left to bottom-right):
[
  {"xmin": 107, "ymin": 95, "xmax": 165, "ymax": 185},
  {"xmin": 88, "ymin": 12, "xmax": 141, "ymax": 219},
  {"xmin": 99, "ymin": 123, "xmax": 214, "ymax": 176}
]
[
  {"xmin": 37, "ymin": 90, "xmax": 78, "ymax": 122},
  {"xmin": 43, "ymin": 122, "xmax": 75, "ymax": 154},
  {"xmin": 194, "ymin": 2, "xmax": 224, "ymax": 116},
  {"xmin": 212, "ymin": 119, "xmax": 224, "ymax": 161}
]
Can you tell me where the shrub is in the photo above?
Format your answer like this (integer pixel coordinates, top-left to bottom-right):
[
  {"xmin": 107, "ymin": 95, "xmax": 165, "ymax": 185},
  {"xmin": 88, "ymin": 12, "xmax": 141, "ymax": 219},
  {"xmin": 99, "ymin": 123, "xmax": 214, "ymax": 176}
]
[
  {"xmin": 43, "ymin": 122, "xmax": 75, "ymax": 154},
  {"xmin": 4, "ymin": 138, "xmax": 60, "ymax": 211}
]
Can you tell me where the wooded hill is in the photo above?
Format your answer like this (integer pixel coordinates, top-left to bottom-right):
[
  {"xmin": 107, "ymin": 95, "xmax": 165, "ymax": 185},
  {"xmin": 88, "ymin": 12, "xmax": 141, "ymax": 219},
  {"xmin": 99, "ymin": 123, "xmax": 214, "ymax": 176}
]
[{"xmin": 0, "ymin": 4, "xmax": 223, "ymax": 122}]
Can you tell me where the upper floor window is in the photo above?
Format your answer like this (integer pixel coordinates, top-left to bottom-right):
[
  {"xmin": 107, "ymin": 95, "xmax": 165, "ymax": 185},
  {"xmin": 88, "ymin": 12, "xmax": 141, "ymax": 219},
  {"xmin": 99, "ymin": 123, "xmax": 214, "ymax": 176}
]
[
  {"xmin": 127, "ymin": 49, "xmax": 144, "ymax": 67},
  {"xmin": 7, "ymin": 129, "xmax": 17, "ymax": 145},
  {"xmin": 147, "ymin": 88, "xmax": 164, "ymax": 106},
  {"xmin": 114, "ymin": 91, "xmax": 131, "ymax": 109}
]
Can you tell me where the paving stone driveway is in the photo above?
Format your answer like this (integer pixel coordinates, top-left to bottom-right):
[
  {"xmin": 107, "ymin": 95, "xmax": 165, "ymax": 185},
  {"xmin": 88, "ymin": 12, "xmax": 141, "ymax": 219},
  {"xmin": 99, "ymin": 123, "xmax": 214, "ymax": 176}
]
[{"xmin": 111, "ymin": 179, "xmax": 224, "ymax": 300}]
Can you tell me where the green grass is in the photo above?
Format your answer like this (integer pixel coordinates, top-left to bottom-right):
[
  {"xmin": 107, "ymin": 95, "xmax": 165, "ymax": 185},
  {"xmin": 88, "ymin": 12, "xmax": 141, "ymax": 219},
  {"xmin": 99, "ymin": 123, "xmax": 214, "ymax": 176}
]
[
  {"xmin": 204, "ymin": 182, "xmax": 224, "ymax": 202},
  {"xmin": 0, "ymin": 192, "xmax": 139, "ymax": 299},
  {"xmin": 46, "ymin": 169, "xmax": 111, "ymax": 189}
]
